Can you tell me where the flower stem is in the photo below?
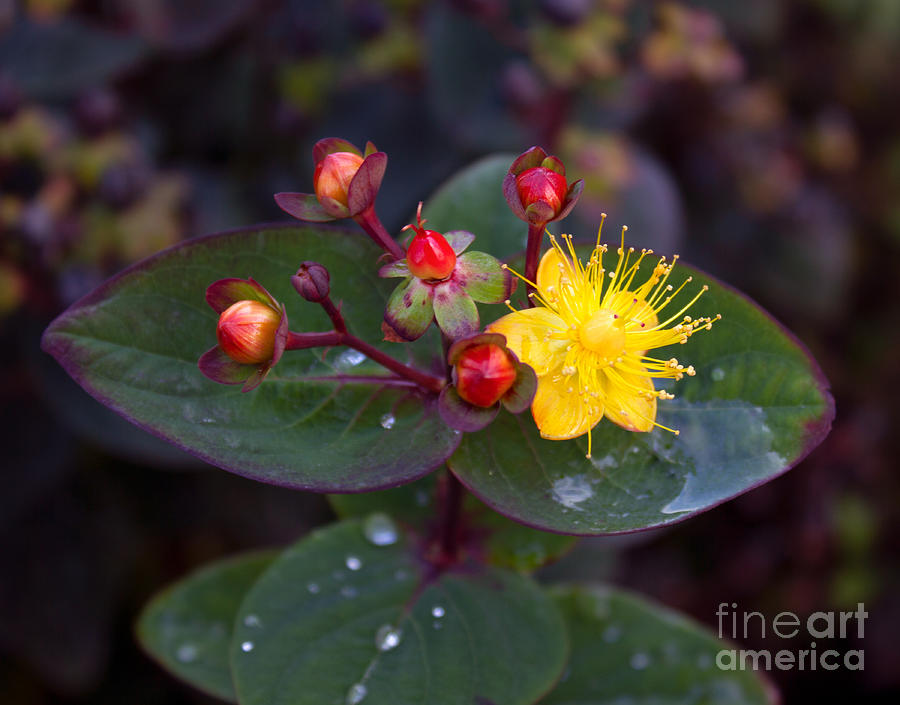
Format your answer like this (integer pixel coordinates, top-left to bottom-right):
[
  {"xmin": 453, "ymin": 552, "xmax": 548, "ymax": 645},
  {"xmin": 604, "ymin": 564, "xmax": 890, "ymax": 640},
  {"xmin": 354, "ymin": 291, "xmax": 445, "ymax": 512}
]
[
  {"xmin": 524, "ymin": 221, "xmax": 545, "ymax": 307},
  {"xmin": 285, "ymin": 331, "xmax": 342, "ymax": 349},
  {"xmin": 342, "ymin": 332, "xmax": 446, "ymax": 394},
  {"xmin": 437, "ymin": 469, "xmax": 465, "ymax": 564},
  {"xmin": 353, "ymin": 205, "xmax": 406, "ymax": 261},
  {"xmin": 285, "ymin": 294, "xmax": 446, "ymax": 394}
]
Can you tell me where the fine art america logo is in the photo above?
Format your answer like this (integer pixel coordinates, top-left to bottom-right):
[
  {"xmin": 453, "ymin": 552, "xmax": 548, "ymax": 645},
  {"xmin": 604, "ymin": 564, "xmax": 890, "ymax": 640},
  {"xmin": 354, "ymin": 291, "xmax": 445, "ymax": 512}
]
[{"xmin": 715, "ymin": 603, "xmax": 867, "ymax": 671}]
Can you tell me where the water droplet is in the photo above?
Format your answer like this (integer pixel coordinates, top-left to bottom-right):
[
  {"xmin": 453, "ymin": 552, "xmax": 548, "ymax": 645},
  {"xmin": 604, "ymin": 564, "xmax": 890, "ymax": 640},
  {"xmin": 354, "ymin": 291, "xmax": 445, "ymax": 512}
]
[
  {"xmin": 340, "ymin": 585, "xmax": 358, "ymax": 598},
  {"xmin": 346, "ymin": 555, "xmax": 362, "ymax": 571},
  {"xmin": 551, "ymin": 475, "xmax": 594, "ymax": 510},
  {"xmin": 243, "ymin": 614, "xmax": 261, "ymax": 628},
  {"xmin": 431, "ymin": 605, "xmax": 445, "ymax": 618},
  {"xmin": 307, "ymin": 582, "xmax": 320, "ymax": 594},
  {"xmin": 711, "ymin": 367, "xmax": 725, "ymax": 382},
  {"xmin": 176, "ymin": 643, "xmax": 198, "ymax": 663},
  {"xmin": 433, "ymin": 621, "xmax": 443, "ymax": 630},
  {"xmin": 363, "ymin": 513, "xmax": 399, "ymax": 546},
  {"xmin": 630, "ymin": 652, "xmax": 650, "ymax": 670},
  {"xmin": 602, "ymin": 625, "xmax": 621, "ymax": 643},
  {"xmin": 375, "ymin": 624, "xmax": 403, "ymax": 652},
  {"xmin": 346, "ymin": 683, "xmax": 367, "ymax": 705},
  {"xmin": 380, "ymin": 413, "xmax": 395, "ymax": 429},
  {"xmin": 336, "ymin": 349, "xmax": 367, "ymax": 368},
  {"xmin": 241, "ymin": 641, "xmax": 254, "ymax": 653}
]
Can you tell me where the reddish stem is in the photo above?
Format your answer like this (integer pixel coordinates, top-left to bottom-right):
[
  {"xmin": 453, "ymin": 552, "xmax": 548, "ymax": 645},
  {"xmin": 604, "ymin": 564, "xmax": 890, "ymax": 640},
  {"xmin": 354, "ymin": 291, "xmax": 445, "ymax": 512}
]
[
  {"xmin": 342, "ymin": 332, "xmax": 445, "ymax": 394},
  {"xmin": 285, "ymin": 295, "xmax": 446, "ymax": 394},
  {"xmin": 353, "ymin": 205, "xmax": 406, "ymax": 261},
  {"xmin": 524, "ymin": 221, "xmax": 546, "ymax": 307},
  {"xmin": 437, "ymin": 470, "xmax": 465, "ymax": 564},
  {"xmin": 285, "ymin": 331, "xmax": 342, "ymax": 349}
]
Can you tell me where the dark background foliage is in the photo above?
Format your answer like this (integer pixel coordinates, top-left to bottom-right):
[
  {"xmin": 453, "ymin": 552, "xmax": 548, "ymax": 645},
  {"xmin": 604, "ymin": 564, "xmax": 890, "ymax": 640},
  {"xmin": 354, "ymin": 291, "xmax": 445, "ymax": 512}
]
[{"xmin": 1, "ymin": 0, "xmax": 897, "ymax": 702}]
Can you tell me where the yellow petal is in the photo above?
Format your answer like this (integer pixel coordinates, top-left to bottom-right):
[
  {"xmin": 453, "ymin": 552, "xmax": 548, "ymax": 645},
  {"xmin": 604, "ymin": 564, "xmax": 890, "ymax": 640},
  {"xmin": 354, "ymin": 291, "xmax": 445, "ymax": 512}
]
[
  {"xmin": 600, "ymin": 362, "xmax": 657, "ymax": 432},
  {"xmin": 536, "ymin": 246, "xmax": 567, "ymax": 294},
  {"xmin": 486, "ymin": 307, "xmax": 569, "ymax": 376},
  {"xmin": 531, "ymin": 372, "xmax": 604, "ymax": 440}
]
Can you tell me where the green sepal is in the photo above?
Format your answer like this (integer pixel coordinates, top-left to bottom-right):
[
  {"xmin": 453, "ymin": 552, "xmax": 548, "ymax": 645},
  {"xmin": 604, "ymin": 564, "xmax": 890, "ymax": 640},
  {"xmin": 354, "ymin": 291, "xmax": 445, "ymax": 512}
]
[
  {"xmin": 443, "ymin": 230, "xmax": 476, "ymax": 255},
  {"xmin": 433, "ymin": 280, "xmax": 479, "ymax": 341},
  {"xmin": 378, "ymin": 260, "xmax": 410, "ymax": 278},
  {"xmin": 383, "ymin": 276, "xmax": 434, "ymax": 341},
  {"xmin": 455, "ymin": 250, "xmax": 514, "ymax": 303}
]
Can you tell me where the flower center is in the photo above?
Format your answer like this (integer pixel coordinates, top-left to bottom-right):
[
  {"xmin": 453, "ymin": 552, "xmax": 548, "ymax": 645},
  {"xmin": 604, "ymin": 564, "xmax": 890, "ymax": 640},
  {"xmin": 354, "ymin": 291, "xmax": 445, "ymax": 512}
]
[{"xmin": 578, "ymin": 308, "xmax": 625, "ymax": 359}]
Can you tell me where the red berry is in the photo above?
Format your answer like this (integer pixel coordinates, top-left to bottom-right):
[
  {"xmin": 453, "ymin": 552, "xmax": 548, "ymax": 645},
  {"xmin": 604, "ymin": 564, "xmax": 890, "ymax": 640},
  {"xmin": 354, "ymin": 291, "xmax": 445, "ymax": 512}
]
[
  {"xmin": 216, "ymin": 300, "xmax": 281, "ymax": 364},
  {"xmin": 515, "ymin": 166, "xmax": 568, "ymax": 216},
  {"xmin": 455, "ymin": 343, "xmax": 517, "ymax": 407},
  {"xmin": 407, "ymin": 229, "xmax": 457, "ymax": 281}
]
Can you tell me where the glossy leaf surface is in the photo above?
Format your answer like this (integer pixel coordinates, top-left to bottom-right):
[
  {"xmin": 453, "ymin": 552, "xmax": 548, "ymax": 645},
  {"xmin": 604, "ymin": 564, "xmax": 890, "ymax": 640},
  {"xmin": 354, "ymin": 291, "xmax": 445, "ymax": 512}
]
[
  {"xmin": 137, "ymin": 551, "xmax": 276, "ymax": 702},
  {"xmin": 231, "ymin": 521, "xmax": 568, "ymax": 705},
  {"xmin": 42, "ymin": 224, "xmax": 460, "ymax": 492},
  {"xmin": 544, "ymin": 585, "xmax": 777, "ymax": 705}
]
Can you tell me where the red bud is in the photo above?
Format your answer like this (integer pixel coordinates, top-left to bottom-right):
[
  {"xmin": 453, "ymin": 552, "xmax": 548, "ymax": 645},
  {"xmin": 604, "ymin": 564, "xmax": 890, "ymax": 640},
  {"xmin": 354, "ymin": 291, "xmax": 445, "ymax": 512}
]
[
  {"xmin": 455, "ymin": 343, "xmax": 517, "ymax": 407},
  {"xmin": 313, "ymin": 152, "xmax": 364, "ymax": 207},
  {"xmin": 216, "ymin": 300, "xmax": 281, "ymax": 364},
  {"xmin": 407, "ymin": 229, "xmax": 457, "ymax": 281},
  {"xmin": 515, "ymin": 166, "xmax": 568, "ymax": 217}
]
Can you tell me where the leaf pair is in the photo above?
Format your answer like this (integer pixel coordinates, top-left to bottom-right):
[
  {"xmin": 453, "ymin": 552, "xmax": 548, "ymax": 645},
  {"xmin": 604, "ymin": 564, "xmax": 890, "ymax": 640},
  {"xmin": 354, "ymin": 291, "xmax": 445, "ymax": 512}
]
[{"xmin": 138, "ymin": 521, "xmax": 775, "ymax": 705}]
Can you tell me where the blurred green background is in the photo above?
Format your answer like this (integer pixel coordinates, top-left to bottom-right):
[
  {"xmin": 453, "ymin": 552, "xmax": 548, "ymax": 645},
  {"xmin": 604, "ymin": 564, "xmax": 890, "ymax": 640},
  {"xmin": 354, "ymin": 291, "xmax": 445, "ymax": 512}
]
[{"xmin": 1, "ymin": 0, "xmax": 897, "ymax": 702}]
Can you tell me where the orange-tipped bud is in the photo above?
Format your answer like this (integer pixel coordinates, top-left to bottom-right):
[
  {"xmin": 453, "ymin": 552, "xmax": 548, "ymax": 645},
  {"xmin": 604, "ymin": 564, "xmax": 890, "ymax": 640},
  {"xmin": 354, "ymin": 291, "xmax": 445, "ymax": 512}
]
[
  {"xmin": 455, "ymin": 343, "xmax": 518, "ymax": 408},
  {"xmin": 313, "ymin": 151, "xmax": 365, "ymax": 208},
  {"xmin": 407, "ymin": 229, "xmax": 457, "ymax": 281},
  {"xmin": 515, "ymin": 166, "xmax": 567, "ymax": 216},
  {"xmin": 216, "ymin": 300, "xmax": 281, "ymax": 364}
]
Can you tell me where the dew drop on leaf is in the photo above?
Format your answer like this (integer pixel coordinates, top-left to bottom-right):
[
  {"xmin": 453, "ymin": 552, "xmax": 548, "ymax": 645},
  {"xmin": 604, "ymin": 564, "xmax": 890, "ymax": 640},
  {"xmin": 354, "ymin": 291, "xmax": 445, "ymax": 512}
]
[
  {"xmin": 307, "ymin": 582, "xmax": 320, "ymax": 594},
  {"xmin": 431, "ymin": 605, "xmax": 445, "ymax": 618},
  {"xmin": 375, "ymin": 624, "xmax": 403, "ymax": 652},
  {"xmin": 176, "ymin": 643, "xmax": 197, "ymax": 663},
  {"xmin": 363, "ymin": 513, "xmax": 399, "ymax": 546},
  {"xmin": 346, "ymin": 683, "xmax": 368, "ymax": 704},
  {"xmin": 341, "ymin": 585, "xmax": 358, "ymax": 598},
  {"xmin": 345, "ymin": 555, "xmax": 362, "ymax": 571},
  {"xmin": 630, "ymin": 652, "xmax": 651, "ymax": 670},
  {"xmin": 241, "ymin": 641, "xmax": 254, "ymax": 653},
  {"xmin": 711, "ymin": 367, "xmax": 726, "ymax": 381},
  {"xmin": 243, "ymin": 614, "xmax": 261, "ymax": 628},
  {"xmin": 379, "ymin": 413, "xmax": 395, "ymax": 429}
]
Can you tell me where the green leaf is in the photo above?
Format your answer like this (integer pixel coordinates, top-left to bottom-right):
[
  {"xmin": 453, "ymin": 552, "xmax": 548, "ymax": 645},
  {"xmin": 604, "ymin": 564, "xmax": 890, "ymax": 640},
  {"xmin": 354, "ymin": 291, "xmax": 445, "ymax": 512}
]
[
  {"xmin": 544, "ymin": 585, "xmax": 777, "ymax": 705},
  {"xmin": 231, "ymin": 520, "xmax": 568, "ymax": 705},
  {"xmin": 448, "ymin": 253, "xmax": 834, "ymax": 535},
  {"xmin": 136, "ymin": 551, "xmax": 276, "ymax": 702},
  {"xmin": 42, "ymin": 224, "xmax": 460, "ymax": 492},
  {"xmin": 424, "ymin": 154, "xmax": 527, "ymax": 260},
  {"xmin": 329, "ymin": 475, "xmax": 577, "ymax": 573}
]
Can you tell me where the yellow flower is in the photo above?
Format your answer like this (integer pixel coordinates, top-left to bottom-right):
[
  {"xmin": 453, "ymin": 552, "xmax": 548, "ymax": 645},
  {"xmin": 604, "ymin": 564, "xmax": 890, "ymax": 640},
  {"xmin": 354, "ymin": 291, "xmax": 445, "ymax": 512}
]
[{"xmin": 487, "ymin": 217, "xmax": 720, "ymax": 458}]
